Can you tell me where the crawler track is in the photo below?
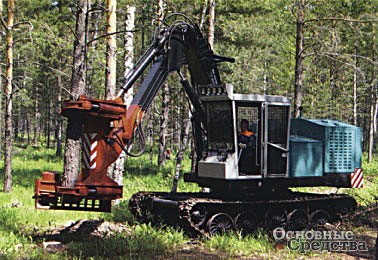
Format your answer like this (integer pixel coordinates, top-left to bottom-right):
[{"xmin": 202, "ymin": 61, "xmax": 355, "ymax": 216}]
[{"xmin": 129, "ymin": 190, "xmax": 357, "ymax": 236}]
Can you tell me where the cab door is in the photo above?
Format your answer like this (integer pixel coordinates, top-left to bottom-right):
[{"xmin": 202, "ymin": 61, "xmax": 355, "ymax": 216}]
[{"xmin": 263, "ymin": 104, "xmax": 290, "ymax": 177}]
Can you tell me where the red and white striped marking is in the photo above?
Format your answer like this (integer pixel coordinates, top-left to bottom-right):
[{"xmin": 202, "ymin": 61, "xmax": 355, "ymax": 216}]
[
  {"xmin": 351, "ymin": 168, "xmax": 363, "ymax": 188},
  {"xmin": 82, "ymin": 133, "xmax": 97, "ymax": 170}
]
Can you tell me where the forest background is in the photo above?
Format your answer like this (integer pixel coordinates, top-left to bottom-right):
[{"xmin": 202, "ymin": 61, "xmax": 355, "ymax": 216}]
[
  {"xmin": 1, "ymin": 0, "xmax": 378, "ymax": 172},
  {"xmin": 0, "ymin": 0, "xmax": 378, "ymax": 259}
]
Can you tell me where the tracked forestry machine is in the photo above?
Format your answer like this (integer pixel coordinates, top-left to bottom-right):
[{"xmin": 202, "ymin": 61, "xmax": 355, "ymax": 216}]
[{"xmin": 35, "ymin": 15, "xmax": 363, "ymax": 236}]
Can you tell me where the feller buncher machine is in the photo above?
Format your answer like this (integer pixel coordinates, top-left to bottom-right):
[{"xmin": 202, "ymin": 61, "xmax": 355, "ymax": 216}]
[{"xmin": 35, "ymin": 15, "xmax": 363, "ymax": 236}]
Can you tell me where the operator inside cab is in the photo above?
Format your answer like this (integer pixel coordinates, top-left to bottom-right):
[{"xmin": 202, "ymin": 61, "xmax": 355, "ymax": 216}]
[
  {"xmin": 238, "ymin": 119, "xmax": 257, "ymax": 175},
  {"xmin": 239, "ymin": 119, "xmax": 255, "ymax": 147}
]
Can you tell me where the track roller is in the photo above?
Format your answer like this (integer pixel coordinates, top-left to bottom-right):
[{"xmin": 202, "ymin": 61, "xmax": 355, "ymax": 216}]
[
  {"xmin": 207, "ymin": 213, "xmax": 234, "ymax": 236},
  {"xmin": 234, "ymin": 211, "xmax": 258, "ymax": 234},
  {"xmin": 310, "ymin": 210, "xmax": 330, "ymax": 229},
  {"xmin": 286, "ymin": 209, "xmax": 310, "ymax": 231},
  {"xmin": 265, "ymin": 209, "xmax": 287, "ymax": 231}
]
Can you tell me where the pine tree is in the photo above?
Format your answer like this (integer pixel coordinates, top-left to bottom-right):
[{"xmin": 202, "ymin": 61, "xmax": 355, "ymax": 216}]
[{"xmin": 63, "ymin": 0, "xmax": 89, "ymax": 187}]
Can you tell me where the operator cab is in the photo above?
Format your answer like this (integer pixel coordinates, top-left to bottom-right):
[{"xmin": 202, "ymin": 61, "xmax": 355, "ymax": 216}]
[{"xmin": 197, "ymin": 84, "xmax": 290, "ymax": 181}]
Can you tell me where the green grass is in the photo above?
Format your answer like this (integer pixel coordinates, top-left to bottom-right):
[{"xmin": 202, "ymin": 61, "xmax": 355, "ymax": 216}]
[
  {"xmin": 0, "ymin": 146, "xmax": 203, "ymax": 259},
  {"xmin": 362, "ymin": 153, "xmax": 378, "ymax": 175},
  {"xmin": 66, "ymin": 224, "xmax": 187, "ymax": 259},
  {"xmin": 0, "ymin": 145, "xmax": 377, "ymax": 259},
  {"xmin": 205, "ymin": 230, "xmax": 272, "ymax": 256}
]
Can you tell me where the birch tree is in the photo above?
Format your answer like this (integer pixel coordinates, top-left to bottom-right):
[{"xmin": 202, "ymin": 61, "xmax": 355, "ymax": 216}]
[
  {"xmin": 105, "ymin": 3, "xmax": 135, "ymax": 187},
  {"xmin": 199, "ymin": 0, "xmax": 208, "ymax": 30},
  {"xmin": 157, "ymin": 0, "xmax": 169, "ymax": 167},
  {"xmin": 3, "ymin": 0, "xmax": 14, "ymax": 192},
  {"xmin": 105, "ymin": 0, "xmax": 118, "ymax": 181},
  {"xmin": 105, "ymin": 0, "xmax": 117, "ymax": 100},
  {"xmin": 158, "ymin": 82, "xmax": 170, "ymax": 166},
  {"xmin": 208, "ymin": 0, "xmax": 215, "ymax": 49},
  {"xmin": 200, "ymin": 0, "xmax": 216, "ymax": 192},
  {"xmin": 108, "ymin": 5, "xmax": 136, "ymax": 186},
  {"xmin": 294, "ymin": 0, "xmax": 305, "ymax": 118}
]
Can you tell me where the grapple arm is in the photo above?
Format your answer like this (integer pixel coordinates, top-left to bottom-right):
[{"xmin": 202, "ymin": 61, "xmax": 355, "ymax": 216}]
[{"xmin": 35, "ymin": 97, "xmax": 128, "ymax": 212}]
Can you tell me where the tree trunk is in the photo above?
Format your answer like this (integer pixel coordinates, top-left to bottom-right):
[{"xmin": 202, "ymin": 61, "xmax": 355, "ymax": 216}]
[
  {"xmin": 328, "ymin": 22, "xmax": 337, "ymax": 119},
  {"xmin": 4, "ymin": 0, "xmax": 15, "ymax": 193},
  {"xmin": 104, "ymin": 0, "xmax": 120, "ymax": 196},
  {"xmin": 106, "ymin": 4, "xmax": 136, "ymax": 187},
  {"xmin": 105, "ymin": 0, "xmax": 117, "ymax": 99},
  {"xmin": 156, "ymin": 0, "xmax": 168, "ymax": 167},
  {"xmin": 368, "ymin": 32, "xmax": 376, "ymax": 163},
  {"xmin": 207, "ymin": 0, "xmax": 215, "ymax": 49},
  {"xmin": 26, "ymin": 113, "xmax": 31, "ymax": 145},
  {"xmin": 156, "ymin": 0, "xmax": 164, "ymax": 24},
  {"xmin": 353, "ymin": 45, "xmax": 358, "ymax": 126},
  {"xmin": 112, "ymin": 5, "xmax": 136, "ymax": 180},
  {"xmin": 199, "ymin": 0, "xmax": 208, "ymax": 30},
  {"xmin": 171, "ymin": 115, "xmax": 191, "ymax": 192},
  {"xmin": 368, "ymin": 83, "xmax": 375, "ymax": 163},
  {"xmin": 63, "ymin": 0, "xmax": 89, "ymax": 187},
  {"xmin": 175, "ymin": 101, "xmax": 181, "ymax": 151},
  {"xmin": 56, "ymin": 59, "xmax": 63, "ymax": 156},
  {"xmin": 263, "ymin": 61, "xmax": 268, "ymax": 95},
  {"xmin": 148, "ymin": 109, "xmax": 154, "ymax": 167},
  {"xmin": 123, "ymin": 6, "xmax": 135, "ymax": 106},
  {"xmin": 55, "ymin": 1, "xmax": 64, "ymax": 156},
  {"xmin": 199, "ymin": 1, "xmax": 216, "ymax": 192},
  {"xmin": 158, "ymin": 83, "xmax": 169, "ymax": 166},
  {"xmin": 46, "ymin": 94, "xmax": 51, "ymax": 148},
  {"xmin": 13, "ymin": 102, "xmax": 18, "ymax": 142},
  {"xmin": 87, "ymin": 0, "xmax": 101, "ymax": 97},
  {"xmin": 294, "ymin": 0, "xmax": 305, "ymax": 118},
  {"xmin": 0, "ymin": 0, "xmax": 3, "ymax": 159},
  {"xmin": 20, "ymin": 112, "xmax": 25, "ymax": 143},
  {"xmin": 103, "ymin": 0, "xmax": 116, "ymax": 93},
  {"xmin": 33, "ymin": 83, "xmax": 40, "ymax": 146}
]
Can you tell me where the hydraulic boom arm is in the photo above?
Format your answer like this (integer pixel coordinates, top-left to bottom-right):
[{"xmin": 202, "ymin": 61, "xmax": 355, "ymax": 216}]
[{"xmin": 34, "ymin": 15, "xmax": 234, "ymax": 212}]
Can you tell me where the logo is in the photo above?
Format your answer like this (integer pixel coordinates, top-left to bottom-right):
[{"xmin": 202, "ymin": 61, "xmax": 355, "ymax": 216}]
[{"xmin": 272, "ymin": 228, "xmax": 368, "ymax": 253}]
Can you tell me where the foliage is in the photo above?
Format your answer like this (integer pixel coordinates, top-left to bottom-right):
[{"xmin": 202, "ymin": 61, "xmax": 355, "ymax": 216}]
[{"xmin": 1, "ymin": 0, "xmax": 377, "ymax": 154}]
